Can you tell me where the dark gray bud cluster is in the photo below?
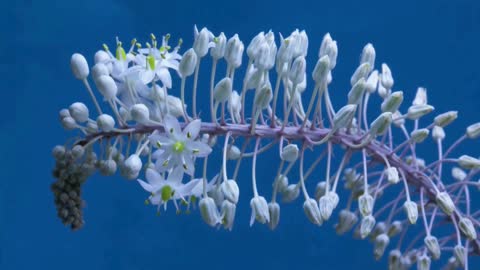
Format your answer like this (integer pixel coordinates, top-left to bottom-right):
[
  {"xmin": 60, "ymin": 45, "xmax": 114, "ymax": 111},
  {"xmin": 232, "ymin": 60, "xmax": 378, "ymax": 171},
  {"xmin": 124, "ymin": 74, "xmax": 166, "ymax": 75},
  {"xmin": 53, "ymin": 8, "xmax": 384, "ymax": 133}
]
[{"xmin": 51, "ymin": 145, "xmax": 96, "ymax": 230}]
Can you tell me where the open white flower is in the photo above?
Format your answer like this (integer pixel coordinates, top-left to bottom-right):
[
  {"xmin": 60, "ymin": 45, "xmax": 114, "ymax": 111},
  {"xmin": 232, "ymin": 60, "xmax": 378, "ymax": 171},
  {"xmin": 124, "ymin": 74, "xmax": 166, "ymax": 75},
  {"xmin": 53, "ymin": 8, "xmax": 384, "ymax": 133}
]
[{"xmin": 150, "ymin": 115, "xmax": 212, "ymax": 176}]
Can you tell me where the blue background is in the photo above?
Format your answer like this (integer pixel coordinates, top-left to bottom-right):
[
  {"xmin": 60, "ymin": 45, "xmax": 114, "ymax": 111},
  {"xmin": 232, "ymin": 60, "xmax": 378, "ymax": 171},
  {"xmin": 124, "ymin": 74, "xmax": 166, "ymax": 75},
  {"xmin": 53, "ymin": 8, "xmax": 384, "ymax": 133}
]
[{"xmin": 5, "ymin": 0, "xmax": 480, "ymax": 269}]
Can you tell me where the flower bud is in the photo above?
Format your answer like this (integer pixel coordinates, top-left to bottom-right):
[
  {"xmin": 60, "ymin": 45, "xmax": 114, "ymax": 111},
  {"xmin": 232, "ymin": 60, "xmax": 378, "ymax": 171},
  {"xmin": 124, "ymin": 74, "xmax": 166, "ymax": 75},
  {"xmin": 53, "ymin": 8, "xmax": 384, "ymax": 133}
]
[
  {"xmin": 360, "ymin": 215, "xmax": 376, "ymax": 239},
  {"xmin": 71, "ymin": 145, "xmax": 85, "ymax": 159},
  {"xmin": 319, "ymin": 33, "xmax": 338, "ymax": 69},
  {"xmin": 70, "ymin": 53, "xmax": 89, "ymax": 80},
  {"xmin": 389, "ymin": 250, "xmax": 402, "ymax": 270},
  {"xmin": 254, "ymin": 42, "xmax": 271, "ymax": 71},
  {"xmin": 52, "ymin": 145, "xmax": 66, "ymax": 160},
  {"xmin": 406, "ymin": 104, "xmax": 434, "ymax": 120},
  {"xmin": 179, "ymin": 48, "xmax": 198, "ymax": 78},
  {"xmin": 281, "ymin": 184, "xmax": 300, "ymax": 203},
  {"xmin": 458, "ymin": 155, "xmax": 480, "ymax": 169},
  {"xmin": 350, "ymin": 62, "xmax": 371, "ymax": 86},
  {"xmin": 424, "ymin": 235, "xmax": 441, "ymax": 260},
  {"xmin": 95, "ymin": 75, "xmax": 118, "ymax": 100},
  {"xmin": 193, "ymin": 27, "xmax": 213, "ymax": 57},
  {"xmin": 199, "ymin": 197, "xmax": 221, "ymax": 227},
  {"xmin": 358, "ymin": 194, "xmax": 374, "ymax": 217},
  {"xmin": 245, "ymin": 66, "xmax": 264, "ymax": 89},
  {"xmin": 274, "ymin": 175, "xmax": 289, "ymax": 193},
  {"xmin": 130, "ymin": 104, "xmax": 150, "ymax": 124},
  {"xmin": 371, "ymin": 222, "xmax": 387, "ymax": 240},
  {"xmin": 466, "ymin": 122, "xmax": 480, "ymax": 139},
  {"xmin": 289, "ymin": 56, "xmax": 306, "ymax": 85},
  {"xmin": 436, "ymin": 192, "xmax": 455, "ymax": 215},
  {"xmin": 361, "ymin": 43, "xmax": 375, "ymax": 71},
  {"xmin": 228, "ymin": 90, "xmax": 242, "ymax": 123},
  {"xmin": 453, "ymin": 245, "xmax": 465, "ymax": 267},
  {"xmin": 381, "ymin": 63, "xmax": 394, "ymax": 90},
  {"xmin": 312, "ymin": 55, "xmax": 330, "ymax": 83},
  {"xmin": 411, "ymin": 128, "xmax": 429, "ymax": 143},
  {"xmin": 59, "ymin": 108, "xmax": 70, "ymax": 119},
  {"xmin": 347, "ymin": 78, "xmax": 367, "ymax": 104},
  {"xmin": 377, "ymin": 79, "xmax": 389, "ymax": 99},
  {"xmin": 318, "ymin": 194, "xmax": 335, "ymax": 221},
  {"xmin": 208, "ymin": 184, "xmax": 224, "ymax": 207},
  {"xmin": 166, "ymin": 95, "xmax": 185, "ymax": 118},
  {"xmin": 381, "ymin": 91, "xmax": 404, "ymax": 113},
  {"xmin": 434, "ymin": 111, "xmax": 458, "ymax": 127},
  {"xmin": 94, "ymin": 50, "xmax": 110, "ymax": 64},
  {"xmin": 417, "ymin": 254, "xmax": 431, "ymax": 270},
  {"xmin": 451, "ymin": 167, "xmax": 466, "ymax": 181},
  {"xmin": 374, "ymin": 233, "xmax": 390, "ymax": 260},
  {"xmin": 432, "ymin": 126, "xmax": 445, "ymax": 141},
  {"xmin": 335, "ymin": 210, "xmax": 358, "ymax": 235},
  {"xmin": 413, "ymin": 87, "xmax": 428, "ymax": 106},
  {"xmin": 247, "ymin": 32, "xmax": 266, "ymax": 59},
  {"xmin": 314, "ymin": 181, "xmax": 326, "ymax": 200},
  {"xmin": 99, "ymin": 159, "xmax": 117, "ymax": 176},
  {"xmin": 214, "ymin": 77, "xmax": 233, "ymax": 103},
  {"xmin": 122, "ymin": 154, "xmax": 142, "ymax": 180},
  {"xmin": 459, "ymin": 217, "xmax": 477, "ymax": 240},
  {"xmin": 210, "ymin": 32, "xmax": 227, "ymax": 60},
  {"xmin": 281, "ymin": 144, "xmax": 299, "ymax": 162},
  {"xmin": 220, "ymin": 200, "xmax": 236, "ymax": 231},
  {"xmin": 61, "ymin": 116, "xmax": 77, "ymax": 130},
  {"xmin": 387, "ymin": 221, "xmax": 403, "ymax": 237},
  {"xmin": 92, "ymin": 63, "xmax": 109, "ymax": 80},
  {"xmin": 403, "ymin": 200, "xmax": 418, "ymax": 224},
  {"xmin": 221, "ymin": 180, "xmax": 240, "ymax": 204},
  {"xmin": 332, "ymin": 104, "xmax": 357, "ymax": 131},
  {"xmin": 365, "ymin": 70, "xmax": 379, "ymax": 93},
  {"xmin": 226, "ymin": 145, "xmax": 241, "ymax": 160},
  {"xmin": 69, "ymin": 102, "xmax": 89, "ymax": 123},
  {"xmin": 225, "ymin": 34, "xmax": 244, "ymax": 68},
  {"xmin": 96, "ymin": 114, "xmax": 115, "ymax": 132},
  {"xmin": 268, "ymin": 202, "xmax": 280, "ymax": 230},
  {"xmin": 392, "ymin": 111, "xmax": 404, "ymax": 127},
  {"xmin": 253, "ymin": 83, "xmax": 272, "ymax": 109},
  {"xmin": 369, "ymin": 112, "xmax": 393, "ymax": 137},
  {"xmin": 385, "ymin": 167, "xmax": 399, "ymax": 184},
  {"xmin": 250, "ymin": 196, "xmax": 270, "ymax": 226},
  {"xmin": 303, "ymin": 198, "xmax": 323, "ymax": 225}
]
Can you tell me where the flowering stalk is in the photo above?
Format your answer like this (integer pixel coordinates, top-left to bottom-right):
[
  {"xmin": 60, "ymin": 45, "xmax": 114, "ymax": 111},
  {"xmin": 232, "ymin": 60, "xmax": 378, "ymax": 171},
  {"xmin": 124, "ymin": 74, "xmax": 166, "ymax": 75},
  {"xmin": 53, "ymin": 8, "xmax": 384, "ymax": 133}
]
[{"xmin": 53, "ymin": 26, "xmax": 480, "ymax": 269}]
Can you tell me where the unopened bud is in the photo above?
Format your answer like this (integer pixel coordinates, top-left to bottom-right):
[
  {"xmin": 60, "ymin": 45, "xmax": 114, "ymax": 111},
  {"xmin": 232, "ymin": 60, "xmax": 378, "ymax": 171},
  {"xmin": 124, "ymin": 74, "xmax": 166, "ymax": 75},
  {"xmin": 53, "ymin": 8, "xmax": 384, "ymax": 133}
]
[
  {"xmin": 69, "ymin": 102, "xmax": 89, "ymax": 123},
  {"xmin": 436, "ymin": 192, "xmax": 455, "ymax": 215},
  {"xmin": 314, "ymin": 181, "xmax": 327, "ymax": 200},
  {"xmin": 179, "ymin": 48, "xmax": 198, "ymax": 78},
  {"xmin": 281, "ymin": 144, "xmax": 299, "ymax": 162},
  {"xmin": 358, "ymin": 194, "xmax": 374, "ymax": 217},
  {"xmin": 406, "ymin": 104, "xmax": 434, "ymax": 120},
  {"xmin": 193, "ymin": 27, "xmax": 213, "ymax": 57},
  {"xmin": 303, "ymin": 198, "xmax": 323, "ymax": 225},
  {"xmin": 211, "ymin": 32, "xmax": 227, "ymax": 60},
  {"xmin": 466, "ymin": 122, "xmax": 480, "ymax": 139},
  {"xmin": 348, "ymin": 78, "xmax": 367, "ymax": 105},
  {"xmin": 254, "ymin": 83, "xmax": 272, "ymax": 109},
  {"xmin": 374, "ymin": 233, "xmax": 390, "ymax": 260},
  {"xmin": 458, "ymin": 155, "xmax": 480, "ymax": 169},
  {"xmin": 361, "ymin": 43, "xmax": 376, "ymax": 71},
  {"xmin": 381, "ymin": 91, "xmax": 404, "ymax": 113},
  {"xmin": 225, "ymin": 34, "xmax": 244, "ymax": 68},
  {"xmin": 413, "ymin": 87, "xmax": 428, "ymax": 106},
  {"xmin": 247, "ymin": 32, "xmax": 266, "ymax": 59},
  {"xmin": 417, "ymin": 254, "xmax": 431, "ymax": 270},
  {"xmin": 381, "ymin": 63, "xmax": 394, "ymax": 90},
  {"xmin": 424, "ymin": 235, "xmax": 441, "ymax": 260},
  {"xmin": 70, "ymin": 53, "xmax": 89, "ymax": 80},
  {"xmin": 227, "ymin": 145, "xmax": 241, "ymax": 160},
  {"xmin": 99, "ymin": 159, "xmax": 117, "ymax": 176},
  {"xmin": 434, "ymin": 111, "xmax": 458, "ymax": 127},
  {"xmin": 369, "ymin": 112, "xmax": 392, "ymax": 136},
  {"xmin": 92, "ymin": 63, "xmax": 109, "ymax": 80},
  {"xmin": 214, "ymin": 77, "xmax": 233, "ymax": 103},
  {"xmin": 289, "ymin": 56, "xmax": 306, "ymax": 85},
  {"xmin": 432, "ymin": 126, "xmax": 445, "ymax": 141},
  {"xmin": 411, "ymin": 128, "xmax": 429, "ymax": 143},
  {"xmin": 282, "ymin": 184, "xmax": 300, "ymax": 203},
  {"xmin": 385, "ymin": 167, "xmax": 399, "ymax": 184},
  {"xmin": 220, "ymin": 200, "xmax": 236, "ymax": 231},
  {"xmin": 387, "ymin": 221, "xmax": 403, "ymax": 237},
  {"xmin": 365, "ymin": 70, "xmax": 379, "ymax": 93},
  {"xmin": 360, "ymin": 215, "xmax": 376, "ymax": 239},
  {"xmin": 318, "ymin": 195, "xmax": 335, "ymax": 221},
  {"xmin": 95, "ymin": 75, "xmax": 118, "ymax": 100},
  {"xmin": 268, "ymin": 202, "xmax": 280, "ymax": 230},
  {"xmin": 199, "ymin": 197, "xmax": 221, "ymax": 227},
  {"xmin": 459, "ymin": 217, "xmax": 477, "ymax": 240},
  {"xmin": 221, "ymin": 180, "xmax": 240, "ymax": 204},
  {"xmin": 333, "ymin": 104, "xmax": 357, "ymax": 131},
  {"xmin": 61, "ymin": 116, "xmax": 77, "ymax": 130},
  {"xmin": 453, "ymin": 245, "xmax": 465, "ymax": 267},
  {"xmin": 403, "ymin": 200, "xmax": 418, "ymax": 224},
  {"xmin": 96, "ymin": 114, "xmax": 115, "ymax": 132},
  {"xmin": 451, "ymin": 167, "xmax": 466, "ymax": 181},
  {"xmin": 335, "ymin": 210, "xmax": 358, "ymax": 235},
  {"xmin": 122, "ymin": 154, "xmax": 142, "ymax": 180},
  {"xmin": 350, "ymin": 62, "xmax": 371, "ymax": 86},
  {"xmin": 250, "ymin": 196, "xmax": 270, "ymax": 226},
  {"xmin": 312, "ymin": 55, "xmax": 330, "ymax": 83},
  {"xmin": 130, "ymin": 104, "xmax": 150, "ymax": 124}
]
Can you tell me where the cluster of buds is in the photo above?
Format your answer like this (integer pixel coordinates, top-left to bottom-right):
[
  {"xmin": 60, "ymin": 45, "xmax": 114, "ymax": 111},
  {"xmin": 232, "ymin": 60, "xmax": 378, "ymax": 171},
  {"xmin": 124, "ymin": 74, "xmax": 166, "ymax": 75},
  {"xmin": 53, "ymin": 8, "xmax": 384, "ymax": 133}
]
[{"xmin": 55, "ymin": 25, "xmax": 480, "ymax": 269}]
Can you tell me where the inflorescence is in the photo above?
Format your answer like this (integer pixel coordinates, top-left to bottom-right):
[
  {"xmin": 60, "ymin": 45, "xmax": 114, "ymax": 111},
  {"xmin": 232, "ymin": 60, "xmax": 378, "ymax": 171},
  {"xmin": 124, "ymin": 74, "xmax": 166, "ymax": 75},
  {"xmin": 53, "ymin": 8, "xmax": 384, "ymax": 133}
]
[{"xmin": 53, "ymin": 26, "xmax": 480, "ymax": 269}]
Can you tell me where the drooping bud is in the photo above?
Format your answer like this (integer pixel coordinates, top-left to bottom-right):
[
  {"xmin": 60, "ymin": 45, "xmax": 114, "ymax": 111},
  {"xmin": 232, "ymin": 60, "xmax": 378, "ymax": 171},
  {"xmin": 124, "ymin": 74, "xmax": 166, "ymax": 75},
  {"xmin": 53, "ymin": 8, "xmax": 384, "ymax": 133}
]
[
  {"xmin": 227, "ymin": 145, "xmax": 241, "ymax": 160},
  {"xmin": 453, "ymin": 245, "xmax": 465, "ymax": 267},
  {"xmin": 335, "ymin": 210, "xmax": 358, "ymax": 235},
  {"xmin": 458, "ymin": 217, "xmax": 477, "ymax": 240},
  {"xmin": 388, "ymin": 250, "xmax": 402, "ymax": 270},
  {"xmin": 403, "ymin": 200, "xmax": 418, "ymax": 224},
  {"xmin": 318, "ymin": 195, "xmax": 335, "ymax": 221},
  {"xmin": 424, "ymin": 235, "xmax": 441, "ymax": 260},
  {"xmin": 122, "ymin": 154, "xmax": 142, "ymax": 180},
  {"xmin": 347, "ymin": 78, "xmax": 367, "ymax": 105},
  {"xmin": 406, "ymin": 104, "xmax": 434, "ymax": 120},
  {"xmin": 380, "ymin": 63, "xmax": 394, "ymax": 90},
  {"xmin": 268, "ymin": 202, "xmax": 280, "ymax": 230},
  {"xmin": 411, "ymin": 128, "xmax": 430, "ymax": 143},
  {"xmin": 385, "ymin": 167, "xmax": 400, "ymax": 184},
  {"xmin": 214, "ymin": 77, "xmax": 233, "ymax": 103},
  {"xmin": 274, "ymin": 175, "xmax": 289, "ymax": 193},
  {"xmin": 70, "ymin": 53, "xmax": 90, "ymax": 80},
  {"xmin": 221, "ymin": 180, "xmax": 240, "ymax": 204},
  {"xmin": 434, "ymin": 111, "xmax": 458, "ymax": 127},
  {"xmin": 436, "ymin": 192, "xmax": 455, "ymax": 215},
  {"xmin": 95, "ymin": 75, "xmax": 118, "ymax": 100},
  {"xmin": 130, "ymin": 104, "xmax": 150, "ymax": 124},
  {"xmin": 350, "ymin": 62, "xmax": 371, "ymax": 86},
  {"xmin": 314, "ymin": 181, "xmax": 326, "ymax": 200},
  {"xmin": 253, "ymin": 83, "xmax": 272, "ymax": 109},
  {"xmin": 457, "ymin": 155, "xmax": 480, "ymax": 169},
  {"xmin": 69, "ymin": 102, "xmax": 89, "ymax": 123},
  {"xmin": 381, "ymin": 91, "xmax": 404, "ymax": 113},
  {"xmin": 360, "ymin": 215, "xmax": 376, "ymax": 239},
  {"xmin": 96, "ymin": 114, "xmax": 115, "ymax": 132},
  {"xmin": 451, "ymin": 167, "xmax": 467, "ymax": 181},
  {"xmin": 374, "ymin": 233, "xmax": 390, "ymax": 260},
  {"xmin": 387, "ymin": 221, "xmax": 403, "ymax": 237},
  {"xmin": 250, "ymin": 196, "xmax": 270, "ymax": 226},
  {"xmin": 193, "ymin": 27, "xmax": 213, "ymax": 57},
  {"xmin": 220, "ymin": 200, "xmax": 236, "ymax": 231},
  {"xmin": 361, "ymin": 43, "xmax": 376, "ymax": 71},
  {"xmin": 281, "ymin": 184, "xmax": 300, "ymax": 203},
  {"xmin": 466, "ymin": 122, "xmax": 480, "ymax": 139},
  {"xmin": 303, "ymin": 198, "xmax": 323, "ymax": 225},
  {"xmin": 210, "ymin": 32, "xmax": 227, "ymax": 60},
  {"xmin": 358, "ymin": 193, "xmax": 374, "ymax": 217},
  {"xmin": 281, "ymin": 144, "xmax": 299, "ymax": 162},
  {"xmin": 225, "ymin": 34, "xmax": 244, "ymax": 68},
  {"xmin": 199, "ymin": 197, "xmax": 221, "ymax": 227},
  {"xmin": 179, "ymin": 48, "xmax": 198, "ymax": 78},
  {"xmin": 99, "ymin": 159, "xmax": 117, "ymax": 176},
  {"xmin": 417, "ymin": 254, "xmax": 431, "ymax": 270},
  {"xmin": 365, "ymin": 70, "xmax": 379, "ymax": 93},
  {"xmin": 432, "ymin": 126, "xmax": 445, "ymax": 141},
  {"xmin": 369, "ymin": 112, "xmax": 393, "ymax": 137},
  {"xmin": 413, "ymin": 87, "xmax": 428, "ymax": 106}
]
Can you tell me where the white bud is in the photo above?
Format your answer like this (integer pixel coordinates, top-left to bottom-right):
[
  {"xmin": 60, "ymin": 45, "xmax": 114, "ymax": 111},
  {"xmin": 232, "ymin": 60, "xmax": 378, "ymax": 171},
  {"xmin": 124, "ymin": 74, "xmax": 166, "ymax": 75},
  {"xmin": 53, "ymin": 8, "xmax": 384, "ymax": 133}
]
[
  {"xmin": 281, "ymin": 144, "xmax": 299, "ymax": 162},
  {"xmin": 274, "ymin": 175, "xmax": 289, "ymax": 193},
  {"xmin": 268, "ymin": 202, "xmax": 280, "ymax": 230},
  {"xmin": 413, "ymin": 87, "xmax": 428, "ymax": 106},
  {"xmin": 254, "ymin": 42, "xmax": 271, "ymax": 71},
  {"xmin": 99, "ymin": 159, "xmax": 117, "ymax": 176},
  {"xmin": 96, "ymin": 114, "xmax": 115, "ymax": 132},
  {"xmin": 211, "ymin": 32, "xmax": 227, "ymax": 60},
  {"xmin": 225, "ymin": 34, "xmax": 244, "ymax": 68},
  {"xmin": 392, "ymin": 111, "xmax": 405, "ymax": 127},
  {"xmin": 61, "ymin": 116, "xmax": 77, "ymax": 130},
  {"xmin": 92, "ymin": 63, "xmax": 109, "ymax": 81},
  {"xmin": 247, "ymin": 32, "xmax": 266, "ymax": 59},
  {"xmin": 377, "ymin": 78, "xmax": 389, "ymax": 99},
  {"xmin": 417, "ymin": 254, "xmax": 431, "ymax": 270},
  {"xmin": 228, "ymin": 90, "xmax": 242, "ymax": 123},
  {"xmin": 335, "ymin": 210, "xmax": 358, "ymax": 235},
  {"xmin": 381, "ymin": 91, "xmax": 404, "ymax": 113},
  {"xmin": 250, "ymin": 196, "xmax": 270, "ymax": 226},
  {"xmin": 70, "ymin": 53, "xmax": 89, "ymax": 80},
  {"xmin": 374, "ymin": 233, "xmax": 390, "ymax": 260},
  {"xmin": 221, "ymin": 180, "xmax": 240, "ymax": 204},
  {"xmin": 347, "ymin": 78, "xmax": 367, "ymax": 104},
  {"xmin": 68, "ymin": 102, "xmax": 89, "ymax": 123},
  {"xmin": 365, "ymin": 70, "xmax": 379, "ymax": 93},
  {"xmin": 351, "ymin": 62, "xmax": 371, "ymax": 86},
  {"xmin": 130, "ymin": 104, "xmax": 150, "ymax": 124},
  {"xmin": 359, "ymin": 194, "xmax": 374, "ymax": 217},
  {"xmin": 453, "ymin": 245, "xmax": 465, "ymax": 267},
  {"xmin": 208, "ymin": 185, "xmax": 224, "ymax": 207},
  {"xmin": 385, "ymin": 167, "xmax": 400, "ymax": 184},
  {"xmin": 403, "ymin": 201, "xmax": 418, "ymax": 224},
  {"xmin": 179, "ymin": 48, "xmax": 198, "ymax": 78},
  {"xmin": 361, "ymin": 43, "xmax": 375, "ymax": 71},
  {"xmin": 94, "ymin": 50, "xmax": 110, "ymax": 63},
  {"xmin": 432, "ymin": 126, "xmax": 445, "ymax": 141},
  {"xmin": 458, "ymin": 155, "xmax": 480, "ymax": 169},
  {"xmin": 466, "ymin": 122, "xmax": 480, "ymax": 139},
  {"xmin": 360, "ymin": 215, "xmax": 376, "ymax": 239},
  {"xmin": 314, "ymin": 181, "xmax": 327, "ymax": 200},
  {"xmin": 424, "ymin": 235, "xmax": 441, "ymax": 260},
  {"xmin": 70, "ymin": 145, "xmax": 84, "ymax": 160},
  {"xmin": 371, "ymin": 222, "xmax": 387, "ymax": 239},
  {"xmin": 253, "ymin": 83, "xmax": 272, "ymax": 109},
  {"xmin": 264, "ymin": 31, "xmax": 277, "ymax": 70},
  {"xmin": 52, "ymin": 145, "xmax": 66, "ymax": 160},
  {"xmin": 59, "ymin": 108, "xmax": 70, "ymax": 119},
  {"xmin": 318, "ymin": 195, "xmax": 335, "ymax": 221},
  {"xmin": 165, "ymin": 95, "xmax": 185, "ymax": 118},
  {"xmin": 281, "ymin": 184, "xmax": 300, "ymax": 203},
  {"xmin": 459, "ymin": 217, "xmax": 477, "ymax": 240},
  {"xmin": 381, "ymin": 63, "xmax": 394, "ymax": 90},
  {"xmin": 95, "ymin": 75, "xmax": 118, "ymax": 100},
  {"xmin": 436, "ymin": 192, "xmax": 455, "ymax": 215},
  {"xmin": 319, "ymin": 33, "xmax": 338, "ymax": 69},
  {"xmin": 434, "ymin": 111, "xmax": 458, "ymax": 127},
  {"xmin": 220, "ymin": 200, "xmax": 236, "ymax": 231},
  {"xmin": 123, "ymin": 154, "xmax": 142, "ymax": 180},
  {"xmin": 303, "ymin": 198, "xmax": 323, "ymax": 225},
  {"xmin": 406, "ymin": 104, "xmax": 434, "ymax": 120},
  {"xmin": 388, "ymin": 250, "xmax": 402, "ymax": 269},
  {"xmin": 411, "ymin": 128, "xmax": 429, "ymax": 143},
  {"xmin": 387, "ymin": 221, "xmax": 403, "ymax": 237},
  {"xmin": 199, "ymin": 197, "xmax": 221, "ymax": 227},
  {"xmin": 333, "ymin": 104, "xmax": 357, "ymax": 131},
  {"xmin": 214, "ymin": 77, "xmax": 232, "ymax": 103},
  {"xmin": 452, "ymin": 167, "xmax": 467, "ymax": 181},
  {"xmin": 289, "ymin": 56, "xmax": 306, "ymax": 85},
  {"xmin": 226, "ymin": 145, "xmax": 241, "ymax": 160},
  {"xmin": 193, "ymin": 27, "xmax": 213, "ymax": 57},
  {"xmin": 369, "ymin": 112, "xmax": 393, "ymax": 137}
]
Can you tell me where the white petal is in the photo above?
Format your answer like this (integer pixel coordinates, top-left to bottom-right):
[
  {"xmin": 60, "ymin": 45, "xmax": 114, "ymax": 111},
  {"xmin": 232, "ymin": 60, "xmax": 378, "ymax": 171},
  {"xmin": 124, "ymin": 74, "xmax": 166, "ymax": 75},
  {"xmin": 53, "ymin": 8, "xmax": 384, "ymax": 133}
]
[
  {"xmin": 187, "ymin": 141, "xmax": 212, "ymax": 157},
  {"xmin": 163, "ymin": 115, "xmax": 182, "ymax": 136},
  {"xmin": 175, "ymin": 179, "xmax": 202, "ymax": 198},
  {"xmin": 156, "ymin": 67, "xmax": 172, "ymax": 88},
  {"xmin": 140, "ymin": 70, "xmax": 155, "ymax": 84},
  {"xmin": 145, "ymin": 168, "xmax": 164, "ymax": 187},
  {"xmin": 167, "ymin": 166, "xmax": 184, "ymax": 183},
  {"xmin": 182, "ymin": 155, "xmax": 195, "ymax": 176},
  {"xmin": 137, "ymin": 179, "xmax": 154, "ymax": 193},
  {"xmin": 183, "ymin": 119, "xmax": 201, "ymax": 139}
]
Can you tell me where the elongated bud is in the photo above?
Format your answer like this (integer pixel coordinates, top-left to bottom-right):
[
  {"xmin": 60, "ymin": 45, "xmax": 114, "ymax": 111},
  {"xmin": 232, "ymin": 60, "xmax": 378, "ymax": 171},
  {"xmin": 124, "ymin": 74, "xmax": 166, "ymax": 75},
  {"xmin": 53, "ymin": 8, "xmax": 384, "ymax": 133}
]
[
  {"xmin": 281, "ymin": 144, "xmax": 299, "ymax": 162},
  {"xmin": 193, "ymin": 27, "xmax": 213, "ymax": 57},
  {"xmin": 434, "ymin": 111, "xmax": 458, "ymax": 127},
  {"xmin": 130, "ymin": 104, "xmax": 150, "ymax": 124},
  {"xmin": 387, "ymin": 221, "xmax": 403, "ymax": 237},
  {"xmin": 264, "ymin": 31, "xmax": 277, "ymax": 70},
  {"xmin": 199, "ymin": 197, "xmax": 221, "ymax": 227},
  {"xmin": 385, "ymin": 167, "xmax": 399, "ymax": 184},
  {"xmin": 424, "ymin": 235, "xmax": 441, "ymax": 260},
  {"xmin": 92, "ymin": 63, "xmax": 109, "ymax": 81},
  {"xmin": 318, "ymin": 195, "xmax": 334, "ymax": 221},
  {"xmin": 254, "ymin": 42, "xmax": 271, "ymax": 71},
  {"xmin": 389, "ymin": 250, "xmax": 402, "ymax": 270},
  {"xmin": 268, "ymin": 202, "xmax": 280, "ymax": 230},
  {"xmin": 289, "ymin": 56, "xmax": 306, "ymax": 85},
  {"xmin": 70, "ymin": 53, "xmax": 89, "ymax": 80},
  {"xmin": 432, "ymin": 126, "xmax": 445, "ymax": 141},
  {"xmin": 333, "ymin": 104, "xmax": 357, "ymax": 130},
  {"xmin": 365, "ymin": 70, "xmax": 379, "ymax": 93},
  {"xmin": 458, "ymin": 155, "xmax": 480, "ymax": 169},
  {"xmin": 348, "ymin": 78, "xmax": 367, "ymax": 104},
  {"xmin": 413, "ymin": 87, "xmax": 428, "ymax": 106},
  {"xmin": 335, "ymin": 210, "xmax": 358, "ymax": 235},
  {"xmin": 247, "ymin": 32, "xmax": 265, "ymax": 59},
  {"xmin": 282, "ymin": 184, "xmax": 300, "ymax": 203},
  {"xmin": 69, "ymin": 102, "xmax": 89, "ymax": 123},
  {"xmin": 227, "ymin": 145, "xmax": 241, "ymax": 160},
  {"xmin": 94, "ymin": 50, "xmax": 110, "ymax": 64},
  {"xmin": 371, "ymin": 222, "xmax": 387, "ymax": 240},
  {"xmin": 312, "ymin": 55, "xmax": 330, "ymax": 83},
  {"xmin": 122, "ymin": 154, "xmax": 142, "ymax": 180},
  {"xmin": 417, "ymin": 254, "xmax": 431, "ymax": 270},
  {"xmin": 96, "ymin": 114, "xmax": 115, "ymax": 132},
  {"xmin": 369, "ymin": 112, "xmax": 393, "ymax": 137},
  {"xmin": 374, "ymin": 233, "xmax": 390, "ymax": 260},
  {"xmin": 381, "ymin": 91, "xmax": 404, "ymax": 113},
  {"xmin": 211, "ymin": 32, "xmax": 227, "ymax": 60},
  {"xmin": 214, "ymin": 77, "xmax": 233, "ymax": 103},
  {"xmin": 466, "ymin": 122, "xmax": 480, "ymax": 139},
  {"xmin": 360, "ymin": 215, "xmax": 376, "ymax": 239},
  {"xmin": 411, "ymin": 128, "xmax": 429, "ymax": 143},
  {"xmin": 452, "ymin": 167, "xmax": 467, "ymax": 181},
  {"xmin": 179, "ymin": 48, "xmax": 198, "ymax": 78},
  {"xmin": 303, "ymin": 198, "xmax": 323, "ymax": 225},
  {"xmin": 436, "ymin": 192, "xmax": 455, "ymax": 215},
  {"xmin": 351, "ymin": 62, "xmax": 371, "ymax": 86},
  {"xmin": 228, "ymin": 90, "xmax": 242, "ymax": 123},
  {"xmin": 358, "ymin": 194, "xmax": 374, "ymax": 217},
  {"xmin": 221, "ymin": 180, "xmax": 240, "ymax": 204},
  {"xmin": 61, "ymin": 116, "xmax": 76, "ymax": 130},
  {"xmin": 459, "ymin": 217, "xmax": 477, "ymax": 240},
  {"xmin": 407, "ymin": 104, "xmax": 434, "ymax": 120},
  {"xmin": 225, "ymin": 34, "xmax": 244, "ymax": 68},
  {"xmin": 274, "ymin": 175, "xmax": 289, "ymax": 193},
  {"xmin": 250, "ymin": 196, "xmax": 270, "ymax": 226},
  {"xmin": 254, "ymin": 83, "xmax": 272, "ymax": 109},
  {"xmin": 319, "ymin": 33, "xmax": 338, "ymax": 69},
  {"xmin": 403, "ymin": 201, "xmax": 418, "ymax": 224},
  {"xmin": 454, "ymin": 245, "xmax": 465, "ymax": 267},
  {"xmin": 361, "ymin": 43, "xmax": 375, "ymax": 71},
  {"xmin": 95, "ymin": 75, "xmax": 118, "ymax": 100},
  {"xmin": 381, "ymin": 63, "xmax": 394, "ymax": 90},
  {"xmin": 220, "ymin": 200, "xmax": 236, "ymax": 231}
]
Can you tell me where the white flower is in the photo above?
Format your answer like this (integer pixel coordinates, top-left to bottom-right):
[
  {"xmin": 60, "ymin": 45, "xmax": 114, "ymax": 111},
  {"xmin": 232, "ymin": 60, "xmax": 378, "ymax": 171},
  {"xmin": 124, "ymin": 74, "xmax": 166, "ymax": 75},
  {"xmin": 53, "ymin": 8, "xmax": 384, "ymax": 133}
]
[
  {"xmin": 150, "ymin": 115, "xmax": 212, "ymax": 175},
  {"xmin": 250, "ymin": 196, "xmax": 270, "ymax": 226}
]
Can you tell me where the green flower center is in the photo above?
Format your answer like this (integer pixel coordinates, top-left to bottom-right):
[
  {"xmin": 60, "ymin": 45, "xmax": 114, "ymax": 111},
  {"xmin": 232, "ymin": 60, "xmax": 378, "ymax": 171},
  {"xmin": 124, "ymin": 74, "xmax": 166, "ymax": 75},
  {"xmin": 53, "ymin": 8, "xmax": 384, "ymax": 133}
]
[
  {"xmin": 116, "ymin": 45, "xmax": 127, "ymax": 61},
  {"xmin": 146, "ymin": 55, "xmax": 155, "ymax": 70},
  {"xmin": 161, "ymin": 185, "xmax": 174, "ymax": 202},
  {"xmin": 172, "ymin": 141, "xmax": 185, "ymax": 153}
]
